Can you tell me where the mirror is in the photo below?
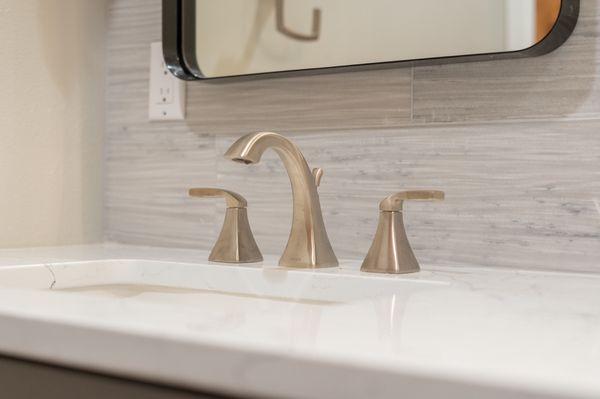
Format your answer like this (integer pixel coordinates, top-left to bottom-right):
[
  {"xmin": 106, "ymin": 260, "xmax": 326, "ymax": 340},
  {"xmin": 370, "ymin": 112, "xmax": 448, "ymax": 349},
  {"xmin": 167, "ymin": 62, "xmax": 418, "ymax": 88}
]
[{"xmin": 163, "ymin": 0, "xmax": 579, "ymax": 80}]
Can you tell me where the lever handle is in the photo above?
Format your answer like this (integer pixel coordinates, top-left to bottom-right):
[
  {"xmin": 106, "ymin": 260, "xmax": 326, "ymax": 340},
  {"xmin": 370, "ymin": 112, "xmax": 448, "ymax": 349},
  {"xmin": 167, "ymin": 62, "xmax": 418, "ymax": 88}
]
[
  {"xmin": 379, "ymin": 190, "xmax": 444, "ymax": 212},
  {"xmin": 312, "ymin": 168, "xmax": 323, "ymax": 187},
  {"xmin": 189, "ymin": 188, "xmax": 247, "ymax": 208}
]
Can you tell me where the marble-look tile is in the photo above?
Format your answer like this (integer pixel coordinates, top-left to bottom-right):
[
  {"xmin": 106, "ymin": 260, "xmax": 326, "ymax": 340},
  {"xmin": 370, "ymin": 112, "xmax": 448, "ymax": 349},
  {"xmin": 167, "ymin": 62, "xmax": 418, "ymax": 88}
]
[
  {"xmin": 185, "ymin": 68, "xmax": 413, "ymax": 135},
  {"xmin": 216, "ymin": 120, "xmax": 600, "ymax": 272},
  {"xmin": 104, "ymin": 124, "xmax": 216, "ymax": 248},
  {"xmin": 105, "ymin": 0, "xmax": 161, "ymax": 128},
  {"xmin": 412, "ymin": 0, "xmax": 600, "ymax": 123},
  {"xmin": 105, "ymin": 0, "xmax": 600, "ymax": 274},
  {"xmin": 105, "ymin": 0, "xmax": 216, "ymax": 248}
]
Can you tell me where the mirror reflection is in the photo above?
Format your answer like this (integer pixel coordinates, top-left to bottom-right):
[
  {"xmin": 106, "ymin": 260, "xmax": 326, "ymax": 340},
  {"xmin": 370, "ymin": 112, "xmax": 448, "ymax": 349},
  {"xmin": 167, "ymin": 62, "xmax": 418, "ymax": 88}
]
[{"xmin": 194, "ymin": 0, "xmax": 562, "ymax": 78}]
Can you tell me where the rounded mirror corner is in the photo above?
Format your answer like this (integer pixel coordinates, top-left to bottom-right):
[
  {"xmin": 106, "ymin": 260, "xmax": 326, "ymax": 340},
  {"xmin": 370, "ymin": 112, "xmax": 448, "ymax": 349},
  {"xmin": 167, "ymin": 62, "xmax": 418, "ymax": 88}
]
[{"xmin": 165, "ymin": 0, "xmax": 581, "ymax": 81}]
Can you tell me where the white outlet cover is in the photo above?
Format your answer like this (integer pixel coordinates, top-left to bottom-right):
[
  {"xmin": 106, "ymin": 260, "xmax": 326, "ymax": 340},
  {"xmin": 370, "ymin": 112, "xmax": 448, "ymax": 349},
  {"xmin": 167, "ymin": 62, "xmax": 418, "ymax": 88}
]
[{"xmin": 149, "ymin": 42, "xmax": 186, "ymax": 121}]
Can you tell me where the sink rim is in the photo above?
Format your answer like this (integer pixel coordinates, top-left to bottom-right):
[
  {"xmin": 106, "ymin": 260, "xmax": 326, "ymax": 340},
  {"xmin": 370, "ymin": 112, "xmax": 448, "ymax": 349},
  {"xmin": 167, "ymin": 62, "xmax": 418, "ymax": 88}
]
[{"xmin": 0, "ymin": 258, "xmax": 447, "ymax": 303}]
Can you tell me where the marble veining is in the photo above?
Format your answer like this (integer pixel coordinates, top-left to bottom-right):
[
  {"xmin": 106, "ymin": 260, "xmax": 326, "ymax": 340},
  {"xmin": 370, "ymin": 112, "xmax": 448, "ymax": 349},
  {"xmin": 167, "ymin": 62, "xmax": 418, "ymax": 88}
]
[{"xmin": 0, "ymin": 244, "xmax": 600, "ymax": 399}]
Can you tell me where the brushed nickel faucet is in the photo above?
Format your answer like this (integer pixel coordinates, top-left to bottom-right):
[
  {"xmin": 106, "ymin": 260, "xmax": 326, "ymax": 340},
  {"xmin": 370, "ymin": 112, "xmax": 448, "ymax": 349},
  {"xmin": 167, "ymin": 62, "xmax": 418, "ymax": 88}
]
[
  {"xmin": 224, "ymin": 132, "xmax": 338, "ymax": 268},
  {"xmin": 189, "ymin": 188, "xmax": 263, "ymax": 263},
  {"xmin": 361, "ymin": 190, "xmax": 444, "ymax": 274}
]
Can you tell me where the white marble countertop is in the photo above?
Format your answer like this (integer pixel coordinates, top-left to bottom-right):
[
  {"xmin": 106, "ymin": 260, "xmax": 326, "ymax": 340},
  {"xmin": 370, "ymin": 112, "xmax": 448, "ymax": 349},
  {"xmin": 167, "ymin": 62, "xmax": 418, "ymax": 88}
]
[{"xmin": 0, "ymin": 243, "xmax": 598, "ymax": 399}]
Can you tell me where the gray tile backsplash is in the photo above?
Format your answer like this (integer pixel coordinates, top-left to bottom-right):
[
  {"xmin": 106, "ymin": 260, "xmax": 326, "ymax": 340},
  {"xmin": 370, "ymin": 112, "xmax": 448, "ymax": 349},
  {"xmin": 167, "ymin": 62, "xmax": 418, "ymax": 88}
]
[
  {"xmin": 187, "ymin": 69, "xmax": 413, "ymax": 135},
  {"xmin": 216, "ymin": 121, "xmax": 600, "ymax": 273},
  {"xmin": 105, "ymin": 0, "xmax": 600, "ymax": 272},
  {"xmin": 413, "ymin": 0, "xmax": 600, "ymax": 123}
]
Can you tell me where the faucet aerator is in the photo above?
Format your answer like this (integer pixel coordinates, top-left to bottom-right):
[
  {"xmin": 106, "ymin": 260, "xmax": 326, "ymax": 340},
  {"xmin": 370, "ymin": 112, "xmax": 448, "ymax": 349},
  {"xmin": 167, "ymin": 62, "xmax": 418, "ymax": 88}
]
[{"xmin": 232, "ymin": 158, "xmax": 253, "ymax": 165}]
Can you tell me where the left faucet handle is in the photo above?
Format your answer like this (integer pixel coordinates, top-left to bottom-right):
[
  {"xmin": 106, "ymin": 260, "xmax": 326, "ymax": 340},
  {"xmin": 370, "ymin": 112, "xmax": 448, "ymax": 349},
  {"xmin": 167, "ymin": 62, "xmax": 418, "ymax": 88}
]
[
  {"xmin": 188, "ymin": 188, "xmax": 262, "ymax": 263},
  {"xmin": 189, "ymin": 188, "xmax": 247, "ymax": 208},
  {"xmin": 379, "ymin": 190, "xmax": 444, "ymax": 212}
]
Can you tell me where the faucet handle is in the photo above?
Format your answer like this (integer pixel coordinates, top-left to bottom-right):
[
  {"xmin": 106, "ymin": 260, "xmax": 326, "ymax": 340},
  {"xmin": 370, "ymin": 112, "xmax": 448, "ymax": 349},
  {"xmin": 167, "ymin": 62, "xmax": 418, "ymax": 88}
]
[
  {"xmin": 189, "ymin": 188, "xmax": 247, "ymax": 208},
  {"xmin": 379, "ymin": 190, "xmax": 444, "ymax": 211},
  {"xmin": 361, "ymin": 190, "xmax": 445, "ymax": 274},
  {"xmin": 312, "ymin": 168, "xmax": 323, "ymax": 187},
  {"xmin": 189, "ymin": 188, "xmax": 262, "ymax": 263}
]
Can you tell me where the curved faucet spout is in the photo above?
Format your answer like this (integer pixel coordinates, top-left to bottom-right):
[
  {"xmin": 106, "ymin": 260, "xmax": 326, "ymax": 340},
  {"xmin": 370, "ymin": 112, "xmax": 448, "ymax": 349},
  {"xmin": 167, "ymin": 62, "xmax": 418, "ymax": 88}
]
[{"xmin": 225, "ymin": 132, "xmax": 338, "ymax": 268}]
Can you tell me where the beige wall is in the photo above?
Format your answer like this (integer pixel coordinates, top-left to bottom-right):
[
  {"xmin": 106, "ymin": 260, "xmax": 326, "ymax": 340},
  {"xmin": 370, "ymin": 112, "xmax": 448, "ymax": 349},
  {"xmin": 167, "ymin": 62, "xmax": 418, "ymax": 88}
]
[{"xmin": 0, "ymin": 0, "xmax": 107, "ymax": 247}]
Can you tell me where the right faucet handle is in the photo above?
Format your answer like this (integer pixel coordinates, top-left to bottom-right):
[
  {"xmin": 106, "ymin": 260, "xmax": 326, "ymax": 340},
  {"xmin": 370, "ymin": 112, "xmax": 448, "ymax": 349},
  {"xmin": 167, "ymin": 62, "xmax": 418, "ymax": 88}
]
[{"xmin": 361, "ymin": 190, "xmax": 444, "ymax": 274}]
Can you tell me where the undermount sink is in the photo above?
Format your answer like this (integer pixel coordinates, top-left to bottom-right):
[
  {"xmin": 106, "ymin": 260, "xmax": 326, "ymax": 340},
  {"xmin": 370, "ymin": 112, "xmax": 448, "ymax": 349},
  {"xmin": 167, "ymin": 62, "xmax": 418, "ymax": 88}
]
[
  {"xmin": 1, "ymin": 246, "xmax": 600, "ymax": 399},
  {"xmin": 0, "ymin": 260, "xmax": 444, "ymax": 306}
]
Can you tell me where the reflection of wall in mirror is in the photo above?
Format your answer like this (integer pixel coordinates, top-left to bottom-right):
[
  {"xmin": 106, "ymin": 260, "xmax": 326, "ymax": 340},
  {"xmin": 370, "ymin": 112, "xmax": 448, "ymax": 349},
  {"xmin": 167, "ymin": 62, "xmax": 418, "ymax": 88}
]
[
  {"xmin": 536, "ymin": 0, "xmax": 561, "ymax": 41},
  {"xmin": 195, "ymin": 0, "xmax": 550, "ymax": 77},
  {"xmin": 504, "ymin": 0, "xmax": 535, "ymax": 50}
]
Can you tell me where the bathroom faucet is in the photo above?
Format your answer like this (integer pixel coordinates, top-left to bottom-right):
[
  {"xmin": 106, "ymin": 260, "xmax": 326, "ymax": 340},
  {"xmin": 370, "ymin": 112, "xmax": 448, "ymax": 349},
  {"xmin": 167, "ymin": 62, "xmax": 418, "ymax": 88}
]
[{"xmin": 224, "ymin": 132, "xmax": 338, "ymax": 268}]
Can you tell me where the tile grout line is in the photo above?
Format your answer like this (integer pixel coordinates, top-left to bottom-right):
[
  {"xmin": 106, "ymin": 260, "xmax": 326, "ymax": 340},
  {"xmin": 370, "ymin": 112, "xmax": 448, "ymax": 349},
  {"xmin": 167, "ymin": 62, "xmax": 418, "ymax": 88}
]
[
  {"xmin": 244, "ymin": 115, "xmax": 600, "ymax": 139},
  {"xmin": 203, "ymin": 114, "xmax": 600, "ymax": 137},
  {"xmin": 410, "ymin": 67, "xmax": 415, "ymax": 121}
]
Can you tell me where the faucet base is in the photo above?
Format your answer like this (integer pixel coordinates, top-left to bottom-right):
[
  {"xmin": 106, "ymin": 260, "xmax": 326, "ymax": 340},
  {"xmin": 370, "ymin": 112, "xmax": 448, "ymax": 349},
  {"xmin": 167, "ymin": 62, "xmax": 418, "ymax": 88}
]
[
  {"xmin": 278, "ymin": 256, "xmax": 338, "ymax": 269},
  {"xmin": 360, "ymin": 211, "xmax": 420, "ymax": 274},
  {"xmin": 278, "ymin": 223, "xmax": 339, "ymax": 268},
  {"xmin": 209, "ymin": 208, "xmax": 263, "ymax": 264}
]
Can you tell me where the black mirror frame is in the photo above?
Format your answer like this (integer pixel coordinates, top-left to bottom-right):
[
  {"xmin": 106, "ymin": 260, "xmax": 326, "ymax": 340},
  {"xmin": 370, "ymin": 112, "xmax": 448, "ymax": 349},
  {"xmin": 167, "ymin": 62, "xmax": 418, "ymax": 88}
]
[{"xmin": 163, "ymin": 0, "xmax": 580, "ymax": 81}]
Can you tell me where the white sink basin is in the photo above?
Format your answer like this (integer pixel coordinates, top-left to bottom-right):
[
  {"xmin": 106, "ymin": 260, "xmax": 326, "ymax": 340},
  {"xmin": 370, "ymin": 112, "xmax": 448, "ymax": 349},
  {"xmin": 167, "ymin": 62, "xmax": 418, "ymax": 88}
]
[
  {"xmin": 0, "ymin": 259, "xmax": 443, "ymax": 306},
  {"xmin": 1, "ymin": 245, "xmax": 599, "ymax": 399}
]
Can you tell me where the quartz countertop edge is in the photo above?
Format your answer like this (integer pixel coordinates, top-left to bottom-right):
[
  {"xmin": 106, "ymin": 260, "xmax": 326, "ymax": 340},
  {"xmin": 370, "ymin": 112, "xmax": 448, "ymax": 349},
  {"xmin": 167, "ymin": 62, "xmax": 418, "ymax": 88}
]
[{"xmin": 0, "ymin": 243, "xmax": 598, "ymax": 399}]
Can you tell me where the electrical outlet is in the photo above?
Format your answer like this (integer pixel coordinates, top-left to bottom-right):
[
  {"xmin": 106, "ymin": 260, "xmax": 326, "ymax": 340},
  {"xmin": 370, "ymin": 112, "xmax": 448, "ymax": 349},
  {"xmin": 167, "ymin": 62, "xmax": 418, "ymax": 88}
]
[{"xmin": 149, "ymin": 42, "xmax": 185, "ymax": 121}]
